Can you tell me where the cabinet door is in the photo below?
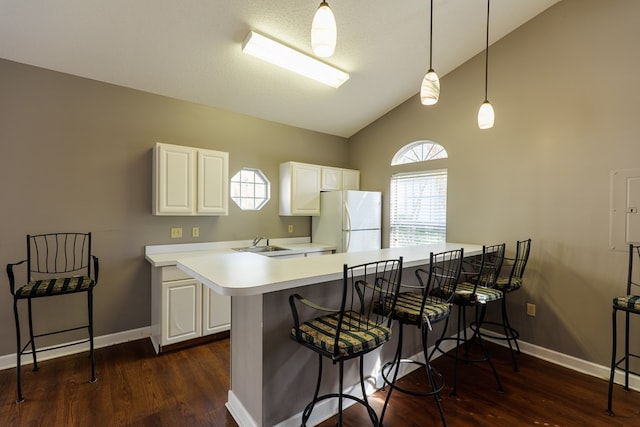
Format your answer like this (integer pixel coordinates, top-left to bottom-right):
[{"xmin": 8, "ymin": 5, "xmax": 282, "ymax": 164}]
[
  {"xmin": 342, "ymin": 169, "xmax": 360, "ymax": 190},
  {"xmin": 162, "ymin": 279, "xmax": 202, "ymax": 345},
  {"xmin": 203, "ymin": 286, "xmax": 231, "ymax": 335},
  {"xmin": 321, "ymin": 167, "xmax": 343, "ymax": 191},
  {"xmin": 197, "ymin": 149, "xmax": 229, "ymax": 215},
  {"xmin": 154, "ymin": 143, "xmax": 195, "ymax": 215},
  {"xmin": 291, "ymin": 163, "xmax": 321, "ymax": 215}
]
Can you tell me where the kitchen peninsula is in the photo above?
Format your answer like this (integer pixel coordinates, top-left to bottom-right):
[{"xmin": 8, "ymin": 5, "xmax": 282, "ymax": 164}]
[{"xmin": 175, "ymin": 242, "xmax": 483, "ymax": 427}]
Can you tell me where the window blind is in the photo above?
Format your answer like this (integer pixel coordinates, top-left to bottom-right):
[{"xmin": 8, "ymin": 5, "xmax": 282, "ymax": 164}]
[{"xmin": 390, "ymin": 169, "xmax": 447, "ymax": 247}]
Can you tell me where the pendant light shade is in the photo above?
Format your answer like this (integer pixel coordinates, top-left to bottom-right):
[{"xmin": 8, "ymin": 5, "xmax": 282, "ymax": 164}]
[
  {"xmin": 478, "ymin": 0, "xmax": 494, "ymax": 129},
  {"xmin": 311, "ymin": 1, "xmax": 337, "ymax": 58},
  {"xmin": 420, "ymin": 0, "xmax": 440, "ymax": 105},
  {"xmin": 420, "ymin": 69, "xmax": 440, "ymax": 105},
  {"xmin": 478, "ymin": 100, "xmax": 495, "ymax": 129}
]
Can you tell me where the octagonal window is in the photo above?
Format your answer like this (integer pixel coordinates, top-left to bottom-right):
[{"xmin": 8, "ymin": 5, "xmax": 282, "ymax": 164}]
[{"xmin": 230, "ymin": 168, "xmax": 270, "ymax": 210}]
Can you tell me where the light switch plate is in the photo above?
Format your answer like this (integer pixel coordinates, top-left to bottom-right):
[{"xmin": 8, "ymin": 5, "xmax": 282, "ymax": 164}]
[{"xmin": 170, "ymin": 227, "xmax": 183, "ymax": 238}]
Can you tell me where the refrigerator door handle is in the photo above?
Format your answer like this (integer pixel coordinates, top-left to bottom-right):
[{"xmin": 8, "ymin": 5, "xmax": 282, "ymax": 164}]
[
  {"xmin": 344, "ymin": 200, "xmax": 352, "ymax": 231},
  {"xmin": 344, "ymin": 200, "xmax": 352, "ymax": 252}
]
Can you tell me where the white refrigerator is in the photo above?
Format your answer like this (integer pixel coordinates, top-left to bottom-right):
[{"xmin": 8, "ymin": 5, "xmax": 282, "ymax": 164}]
[{"xmin": 312, "ymin": 190, "xmax": 382, "ymax": 253}]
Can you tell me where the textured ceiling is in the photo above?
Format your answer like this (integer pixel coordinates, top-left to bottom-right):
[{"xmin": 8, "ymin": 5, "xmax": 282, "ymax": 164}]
[{"xmin": 0, "ymin": 0, "xmax": 560, "ymax": 137}]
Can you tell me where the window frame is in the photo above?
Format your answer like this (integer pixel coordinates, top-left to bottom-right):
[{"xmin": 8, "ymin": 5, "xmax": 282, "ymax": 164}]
[
  {"xmin": 391, "ymin": 140, "xmax": 448, "ymax": 165},
  {"xmin": 230, "ymin": 167, "xmax": 270, "ymax": 211}
]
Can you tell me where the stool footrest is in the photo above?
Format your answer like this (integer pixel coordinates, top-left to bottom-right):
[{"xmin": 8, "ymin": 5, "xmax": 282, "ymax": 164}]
[
  {"xmin": 613, "ymin": 353, "xmax": 640, "ymax": 376},
  {"xmin": 472, "ymin": 320, "xmax": 520, "ymax": 341},
  {"xmin": 302, "ymin": 392, "xmax": 378, "ymax": 426},
  {"xmin": 381, "ymin": 359, "xmax": 445, "ymax": 397}
]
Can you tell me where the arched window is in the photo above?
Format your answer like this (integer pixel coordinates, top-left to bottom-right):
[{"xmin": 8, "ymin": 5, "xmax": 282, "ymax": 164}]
[
  {"xmin": 390, "ymin": 141, "xmax": 448, "ymax": 247},
  {"xmin": 391, "ymin": 141, "xmax": 447, "ymax": 165}
]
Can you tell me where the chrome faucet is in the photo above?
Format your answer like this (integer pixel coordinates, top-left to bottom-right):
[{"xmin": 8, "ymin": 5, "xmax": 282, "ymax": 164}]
[{"xmin": 252, "ymin": 236, "xmax": 267, "ymax": 247}]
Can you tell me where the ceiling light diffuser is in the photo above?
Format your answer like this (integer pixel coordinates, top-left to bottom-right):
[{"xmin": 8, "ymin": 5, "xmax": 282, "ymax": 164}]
[
  {"xmin": 311, "ymin": 1, "xmax": 337, "ymax": 57},
  {"xmin": 241, "ymin": 31, "xmax": 349, "ymax": 88}
]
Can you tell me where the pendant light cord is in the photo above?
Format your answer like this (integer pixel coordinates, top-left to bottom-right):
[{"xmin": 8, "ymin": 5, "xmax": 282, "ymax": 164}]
[
  {"xmin": 484, "ymin": 0, "xmax": 490, "ymax": 101},
  {"xmin": 429, "ymin": 0, "xmax": 434, "ymax": 70}
]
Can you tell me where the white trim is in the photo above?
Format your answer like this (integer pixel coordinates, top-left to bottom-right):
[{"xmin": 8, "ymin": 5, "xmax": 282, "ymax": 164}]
[
  {"xmin": 2, "ymin": 325, "xmax": 636, "ymax": 424},
  {"xmin": 0, "ymin": 327, "xmax": 151, "ymax": 371},
  {"xmin": 226, "ymin": 390, "xmax": 259, "ymax": 427},
  {"xmin": 480, "ymin": 328, "xmax": 640, "ymax": 392}
]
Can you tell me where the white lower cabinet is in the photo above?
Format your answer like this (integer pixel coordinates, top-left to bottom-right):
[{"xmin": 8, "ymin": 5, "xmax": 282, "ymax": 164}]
[
  {"xmin": 203, "ymin": 286, "xmax": 231, "ymax": 335},
  {"xmin": 151, "ymin": 266, "xmax": 230, "ymax": 354},
  {"xmin": 164, "ymin": 278, "xmax": 202, "ymax": 344}
]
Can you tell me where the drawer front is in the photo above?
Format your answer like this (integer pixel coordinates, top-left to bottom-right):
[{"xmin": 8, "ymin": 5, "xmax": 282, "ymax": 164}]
[{"xmin": 161, "ymin": 265, "xmax": 193, "ymax": 282}]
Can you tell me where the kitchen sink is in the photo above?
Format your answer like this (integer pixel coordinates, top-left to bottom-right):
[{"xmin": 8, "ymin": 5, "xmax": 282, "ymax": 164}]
[{"xmin": 233, "ymin": 245, "xmax": 290, "ymax": 253}]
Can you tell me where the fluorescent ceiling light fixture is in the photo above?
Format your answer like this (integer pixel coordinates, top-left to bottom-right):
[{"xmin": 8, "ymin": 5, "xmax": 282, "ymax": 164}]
[{"xmin": 241, "ymin": 31, "xmax": 349, "ymax": 88}]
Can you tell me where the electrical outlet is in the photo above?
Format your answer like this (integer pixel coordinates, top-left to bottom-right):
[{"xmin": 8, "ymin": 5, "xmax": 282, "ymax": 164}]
[
  {"xmin": 170, "ymin": 227, "xmax": 183, "ymax": 239},
  {"xmin": 526, "ymin": 303, "xmax": 536, "ymax": 317},
  {"xmin": 192, "ymin": 227, "xmax": 199, "ymax": 238},
  {"xmin": 288, "ymin": 225, "xmax": 294, "ymax": 233}
]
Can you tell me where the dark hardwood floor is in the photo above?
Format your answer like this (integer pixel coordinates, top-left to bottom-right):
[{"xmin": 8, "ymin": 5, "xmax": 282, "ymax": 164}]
[{"xmin": 0, "ymin": 337, "xmax": 638, "ymax": 426}]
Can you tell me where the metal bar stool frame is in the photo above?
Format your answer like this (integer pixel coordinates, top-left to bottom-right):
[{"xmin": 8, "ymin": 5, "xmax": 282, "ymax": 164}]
[
  {"xmin": 6, "ymin": 232, "xmax": 99, "ymax": 403},
  {"xmin": 289, "ymin": 257, "xmax": 403, "ymax": 426},
  {"xmin": 429, "ymin": 243, "xmax": 506, "ymax": 396},
  {"xmin": 607, "ymin": 243, "xmax": 640, "ymax": 416},
  {"xmin": 473, "ymin": 238, "xmax": 531, "ymax": 371},
  {"xmin": 379, "ymin": 248, "xmax": 464, "ymax": 427}
]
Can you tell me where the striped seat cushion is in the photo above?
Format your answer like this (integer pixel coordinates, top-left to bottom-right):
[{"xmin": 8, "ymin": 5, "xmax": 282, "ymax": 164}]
[
  {"xmin": 291, "ymin": 311, "xmax": 391, "ymax": 358},
  {"xmin": 15, "ymin": 276, "xmax": 96, "ymax": 298},
  {"xmin": 452, "ymin": 282, "xmax": 503, "ymax": 303},
  {"xmin": 614, "ymin": 295, "xmax": 640, "ymax": 311},
  {"xmin": 494, "ymin": 277, "xmax": 522, "ymax": 292},
  {"xmin": 393, "ymin": 292, "xmax": 450, "ymax": 325}
]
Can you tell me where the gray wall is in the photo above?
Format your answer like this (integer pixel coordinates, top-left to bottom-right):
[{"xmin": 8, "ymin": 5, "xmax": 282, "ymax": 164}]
[
  {"xmin": 0, "ymin": 59, "xmax": 348, "ymax": 356},
  {"xmin": 349, "ymin": 0, "xmax": 640, "ymax": 366},
  {"xmin": 0, "ymin": 0, "xmax": 637, "ymax": 370}
]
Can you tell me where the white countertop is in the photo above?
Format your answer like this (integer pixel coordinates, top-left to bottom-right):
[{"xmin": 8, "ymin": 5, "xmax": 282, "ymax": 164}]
[
  {"xmin": 144, "ymin": 237, "xmax": 335, "ymax": 267},
  {"xmin": 176, "ymin": 242, "xmax": 483, "ymax": 297}
]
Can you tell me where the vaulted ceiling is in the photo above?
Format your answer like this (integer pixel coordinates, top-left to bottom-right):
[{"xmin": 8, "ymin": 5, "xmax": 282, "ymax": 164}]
[{"xmin": 0, "ymin": 0, "xmax": 560, "ymax": 137}]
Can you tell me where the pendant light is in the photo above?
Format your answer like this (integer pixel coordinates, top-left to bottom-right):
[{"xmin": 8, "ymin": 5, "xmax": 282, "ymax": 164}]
[
  {"xmin": 478, "ymin": 0, "xmax": 495, "ymax": 129},
  {"xmin": 420, "ymin": 0, "xmax": 440, "ymax": 105},
  {"xmin": 311, "ymin": 1, "xmax": 337, "ymax": 58}
]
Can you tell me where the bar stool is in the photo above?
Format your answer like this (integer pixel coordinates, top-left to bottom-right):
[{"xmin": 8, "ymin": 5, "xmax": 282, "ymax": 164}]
[
  {"xmin": 430, "ymin": 243, "xmax": 505, "ymax": 396},
  {"xmin": 379, "ymin": 248, "xmax": 463, "ymax": 427},
  {"xmin": 6, "ymin": 232, "xmax": 99, "ymax": 403},
  {"xmin": 475, "ymin": 238, "xmax": 531, "ymax": 371},
  {"xmin": 607, "ymin": 244, "xmax": 640, "ymax": 416},
  {"xmin": 289, "ymin": 257, "xmax": 403, "ymax": 426}
]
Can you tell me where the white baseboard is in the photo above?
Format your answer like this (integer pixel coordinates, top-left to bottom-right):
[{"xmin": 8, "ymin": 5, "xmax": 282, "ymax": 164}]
[
  {"xmin": 0, "ymin": 327, "xmax": 151, "ymax": 371},
  {"xmin": 2, "ymin": 325, "xmax": 636, "ymax": 426},
  {"xmin": 479, "ymin": 327, "xmax": 640, "ymax": 392},
  {"xmin": 226, "ymin": 390, "xmax": 259, "ymax": 427}
]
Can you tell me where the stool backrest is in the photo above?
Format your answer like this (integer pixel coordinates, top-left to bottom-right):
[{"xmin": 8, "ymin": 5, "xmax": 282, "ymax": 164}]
[
  {"xmin": 421, "ymin": 248, "xmax": 464, "ymax": 308},
  {"xmin": 475, "ymin": 243, "xmax": 506, "ymax": 290},
  {"xmin": 507, "ymin": 238, "xmax": 531, "ymax": 285},
  {"xmin": 27, "ymin": 232, "xmax": 92, "ymax": 282},
  {"xmin": 627, "ymin": 244, "xmax": 640, "ymax": 295},
  {"xmin": 339, "ymin": 257, "xmax": 403, "ymax": 336}
]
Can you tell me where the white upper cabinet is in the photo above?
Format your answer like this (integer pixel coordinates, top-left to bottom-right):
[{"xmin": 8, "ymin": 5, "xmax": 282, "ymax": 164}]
[
  {"xmin": 342, "ymin": 169, "xmax": 360, "ymax": 190},
  {"xmin": 321, "ymin": 167, "xmax": 343, "ymax": 191},
  {"xmin": 197, "ymin": 149, "xmax": 229, "ymax": 215},
  {"xmin": 153, "ymin": 142, "xmax": 229, "ymax": 216},
  {"xmin": 281, "ymin": 162, "xmax": 361, "ymax": 216},
  {"xmin": 154, "ymin": 143, "xmax": 195, "ymax": 214},
  {"xmin": 321, "ymin": 166, "xmax": 360, "ymax": 191},
  {"xmin": 280, "ymin": 162, "xmax": 321, "ymax": 216}
]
